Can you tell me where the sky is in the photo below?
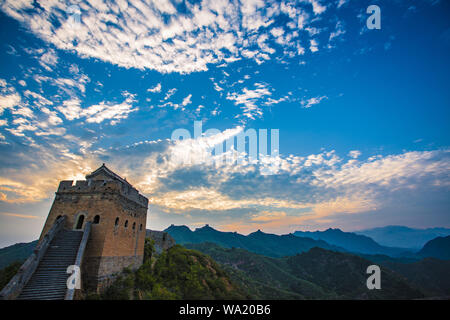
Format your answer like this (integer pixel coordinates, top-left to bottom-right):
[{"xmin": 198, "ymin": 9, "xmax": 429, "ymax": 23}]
[{"xmin": 0, "ymin": 0, "xmax": 449, "ymax": 248}]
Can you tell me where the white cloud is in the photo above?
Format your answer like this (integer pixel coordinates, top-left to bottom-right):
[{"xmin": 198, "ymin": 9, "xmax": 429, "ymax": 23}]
[
  {"xmin": 1, "ymin": 0, "xmax": 335, "ymax": 74},
  {"xmin": 23, "ymin": 90, "xmax": 53, "ymax": 107},
  {"xmin": 226, "ymin": 83, "xmax": 272, "ymax": 119},
  {"xmin": 0, "ymin": 80, "xmax": 21, "ymax": 115},
  {"xmin": 147, "ymin": 83, "xmax": 162, "ymax": 93},
  {"xmin": 57, "ymin": 94, "xmax": 137, "ymax": 125},
  {"xmin": 337, "ymin": 0, "xmax": 348, "ymax": 9},
  {"xmin": 213, "ymin": 82, "xmax": 224, "ymax": 92},
  {"xmin": 304, "ymin": 0, "xmax": 327, "ymax": 15},
  {"xmin": 33, "ymin": 74, "xmax": 89, "ymax": 94},
  {"xmin": 310, "ymin": 39, "xmax": 319, "ymax": 52},
  {"xmin": 57, "ymin": 98, "xmax": 82, "ymax": 121},
  {"xmin": 182, "ymin": 94, "xmax": 192, "ymax": 107},
  {"xmin": 83, "ymin": 101, "xmax": 136, "ymax": 125},
  {"xmin": 0, "ymin": 92, "xmax": 21, "ymax": 115},
  {"xmin": 348, "ymin": 150, "xmax": 361, "ymax": 159},
  {"xmin": 301, "ymin": 95, "xmax": 327, "ymax": 108},
  {"xmin": 39, "ymin": 48, "xmax": 58, "ymax": 71},
  {"xmin": 163, "ymin": 88, "xmax": 177, "ymax": 101},
  {"xmin": 329, "ymin": 21, "xmax": 346, "ymax": 43}
]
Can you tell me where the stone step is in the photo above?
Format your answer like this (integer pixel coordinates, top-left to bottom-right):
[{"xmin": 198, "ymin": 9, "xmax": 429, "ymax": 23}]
[
  {"xmin": 38, "ymin": 264, "xmax": 74, "ymax": 268},
  {"xmin": 20, "ymin": 286, "xmax": 67, "ymax": 292},
  {"xmin": 32, "ymin": 272, "xmax": 67, "ymax": 276},
  {"xmin": 22, "ymin": 285, "xmax": 67, "ymax": 292},
  {"xmin": 27, "ymin": 278, "xmax": 68, "ymax": 284},
  {"xmin": 41, "ymin": 255, "xmax": 77, "ymax": 259},
  {"xmin": 21, "ymin": 288, "xmax": 67, "ymax": 295},
  {"xmin": 41, "ymin": 259, "xmax": 76, "ymax": 262},
  {"xmin": 17, "ymin": 228, "xmax": 83, "ymax": 300},
  {"xmin": 18, "ymin": 292, "xmax": 66, "ymax": 300}
]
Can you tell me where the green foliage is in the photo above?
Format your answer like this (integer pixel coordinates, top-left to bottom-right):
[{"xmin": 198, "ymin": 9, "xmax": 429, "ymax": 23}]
[
  {"xmin": 186, "ymin": 243, "xmax": 427, "ymax": 300},
  {"xmin": 0, "ymin": 261, "xmax": 22, "ymax": 290},
  {"xmin": 101, "ymin": 268, "xmax": 135, "ymax": 300},
  {"xmin": 143, "ymin": 238, "xmax": 155, "ymax": 263},
  {"xmin": 98, "ymin": 243, "xmax": 247, "ymax": 300}
]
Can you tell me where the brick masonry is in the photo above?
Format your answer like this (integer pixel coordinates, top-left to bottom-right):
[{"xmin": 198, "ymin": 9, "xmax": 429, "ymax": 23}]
[{"xmin": 38, "ymin": 164, "xmax": 148, "ymax": 293}]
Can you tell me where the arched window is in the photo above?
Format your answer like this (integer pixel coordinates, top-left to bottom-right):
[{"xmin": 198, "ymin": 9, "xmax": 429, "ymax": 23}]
[
  {"xmin": 132, "ymin": 222, "xmax": 136, "ymax": 230},
  {"xmin": 139, "ymin": 224, "xmax": 143, "ymax": 231},
  {"xmin": 115, "ymin": 217, "xmax": 119, "ymax": 226},
  {"xmin": 75, "ymin": 215, "xmax": 85, "ymax": 230},
  {"xmin": 93, "ymin": 215, "xmax": 100, "ymax": 224},
  {"xmin": 124, "ymin": 220, "xmax": 128, "ymax": 228}
]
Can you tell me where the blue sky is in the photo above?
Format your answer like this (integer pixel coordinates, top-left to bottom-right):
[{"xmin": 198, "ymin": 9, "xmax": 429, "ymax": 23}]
[{"xmin": 0, "ymin": 0, "xmax": 449, "ymax": 247}]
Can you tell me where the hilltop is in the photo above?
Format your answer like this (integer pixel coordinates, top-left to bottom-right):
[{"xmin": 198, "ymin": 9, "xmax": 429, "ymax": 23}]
[
  {"xmin": 293, "ymin": 228, "xmax": 412, "ymax": 256},
  {"xmin": 0, "ymin": 241, "xmax": 37, "ymax": 269},
  {"xmin": 418, "ymin": 236, "xmax": 450, "ymax": 260},
  {"xmin": 355, "ymin": 226, "xmax": 450, "ymax": 249},
  {"xmin": 164, "ymin": 224, "xmax": 345, "ymax": 257},
  {"xmin": 186, "ymin": 243, "xmax": 425, "ymax": 299},
  {"xmin": 90, "ymin": 241, "xmax": 248, "ymax": 300}
]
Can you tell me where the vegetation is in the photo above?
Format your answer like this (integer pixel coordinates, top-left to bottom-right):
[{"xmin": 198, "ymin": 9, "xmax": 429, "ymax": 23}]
[
  {"xmin": 418, "ymin": 236, "xmax": 450, "ymax": 260},
  {"xmin": 185, "ymin": 243, "xmax": 427, "ymax": 299},
  {"xmin": 1, "ymin": 232, "xmax": 449, "ymax": 300},
  {"xmin": 0, "ymin": 241, "xmax": 37, "ymax": 269},
  {"xmin": 0, "ymin": 261, "xmax": 22, "ymax": 290},
  {"xmin": 383, "ymin": 258, "xmax": 450, "ymax": 297},
  {"xmin": 94, "ymin": 242, "xmax": 248, "ymax": 300}
]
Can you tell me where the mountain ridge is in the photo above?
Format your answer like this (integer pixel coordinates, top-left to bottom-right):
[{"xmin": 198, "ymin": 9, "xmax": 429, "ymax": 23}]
[
  {"xmin": 293, "ymin": 228, "xmax": 412, "ymax": 256},
  {"xmin": 164, "ymin": 224, "xmax": 347, "ymax": 257},
  {"xmin": 417, "ymin": 236, "xmax": 450, "ymax": 260},
  {"xmin": 185, "ymin": 242, "xmax": 428, "ymax": 299},
  {"xmin": 354, "ymin": 225, "xmax": 450, "ymax": 249}
]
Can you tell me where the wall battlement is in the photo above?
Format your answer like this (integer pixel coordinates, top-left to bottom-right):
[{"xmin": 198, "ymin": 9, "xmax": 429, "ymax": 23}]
[{"xmin": 57, "ymin": 179, "xmax": 148, "ymax": 208}]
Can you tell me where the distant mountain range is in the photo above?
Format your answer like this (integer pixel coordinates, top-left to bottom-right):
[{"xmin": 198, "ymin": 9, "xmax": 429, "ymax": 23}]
[
  {"xmin": 293, "ymin": 228, "xmax": 411, "ymax": 256},
  {"xmin": 2, "ymin": 225, "xmax": 449, "ymax": 272},
  {"xmin": 0, "ymin": 240, "xmax": 37, "ymax": 269},
  {"xmin": 166, "ymin": 224, "xmax": 450, "ymax": 260},
  {"xmin": 186, "ymin": 243, "xmax": 438, "ymax": 299},
  {"xmin": 2, "ymin": 226, "xmax": 450, "ymax": 299},
  {"xmin": 417, "ymin": 236, "xmax": 450, "ymax": 260},
  {"xmin": 354, "ymin": 226, "xmax": 450, "ymax": 249},
  {"xmin": 164, "ymin": 224, "xmax": 346, "ymax": 257}
]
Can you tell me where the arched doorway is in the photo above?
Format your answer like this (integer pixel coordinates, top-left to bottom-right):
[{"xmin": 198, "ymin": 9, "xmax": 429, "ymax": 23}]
[{"xmin": 74, "ymin": 214, "xmax": 85, "ymax": 230}]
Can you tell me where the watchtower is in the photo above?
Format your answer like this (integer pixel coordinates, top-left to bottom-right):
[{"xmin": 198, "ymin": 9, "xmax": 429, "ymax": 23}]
[{"xmin": 38, "ymin": 164, "xmax": 148, "ymax": 292}]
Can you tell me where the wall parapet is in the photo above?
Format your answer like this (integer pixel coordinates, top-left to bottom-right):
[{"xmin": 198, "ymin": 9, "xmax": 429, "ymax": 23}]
[
  {"xmin": 57, "ymin": 179, "xmax": 148, "ymax": 208},
  {"xmin": 65, "ymin": 221, "xmax": 91, "ymax": 300},
  {"xmin": 0, "ymin": 216, "xmax": 66, "ymax": 300}
]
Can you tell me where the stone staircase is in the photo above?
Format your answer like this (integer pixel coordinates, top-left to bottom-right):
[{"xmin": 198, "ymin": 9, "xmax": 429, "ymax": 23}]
[{"xmin": 17, "ymin": 230, "xmax": 83, "ymax": 300}]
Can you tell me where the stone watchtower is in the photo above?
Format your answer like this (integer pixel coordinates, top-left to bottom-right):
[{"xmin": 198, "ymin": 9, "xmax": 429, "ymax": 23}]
[{"xmin": 38, "ymin": 164, "xmax": 148, "ymax": 292}]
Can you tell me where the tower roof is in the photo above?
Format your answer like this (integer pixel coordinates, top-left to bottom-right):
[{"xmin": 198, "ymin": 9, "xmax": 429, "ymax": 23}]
[{"xmin": 86, "ymin": 163, "xmax": 132, "ymax": 187}]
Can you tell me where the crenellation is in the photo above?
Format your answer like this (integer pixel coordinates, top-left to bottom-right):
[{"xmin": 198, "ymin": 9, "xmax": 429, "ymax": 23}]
[
  {"xmin": 75, "ymin": 180, "xmax": 88, "ymax": 187},
  {"xmin": 58, "ymin": 180, "xmax": 74, "ymax": 190},
  {"xmin": 56, "ymin": 178, "xmax": 148, "ymax": 208}
]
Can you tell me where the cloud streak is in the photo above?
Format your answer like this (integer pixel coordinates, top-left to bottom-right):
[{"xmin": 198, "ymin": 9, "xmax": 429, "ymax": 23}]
[{"xmin": 0, "ymin": 0, "xmax": 333, "ymax": 74}]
